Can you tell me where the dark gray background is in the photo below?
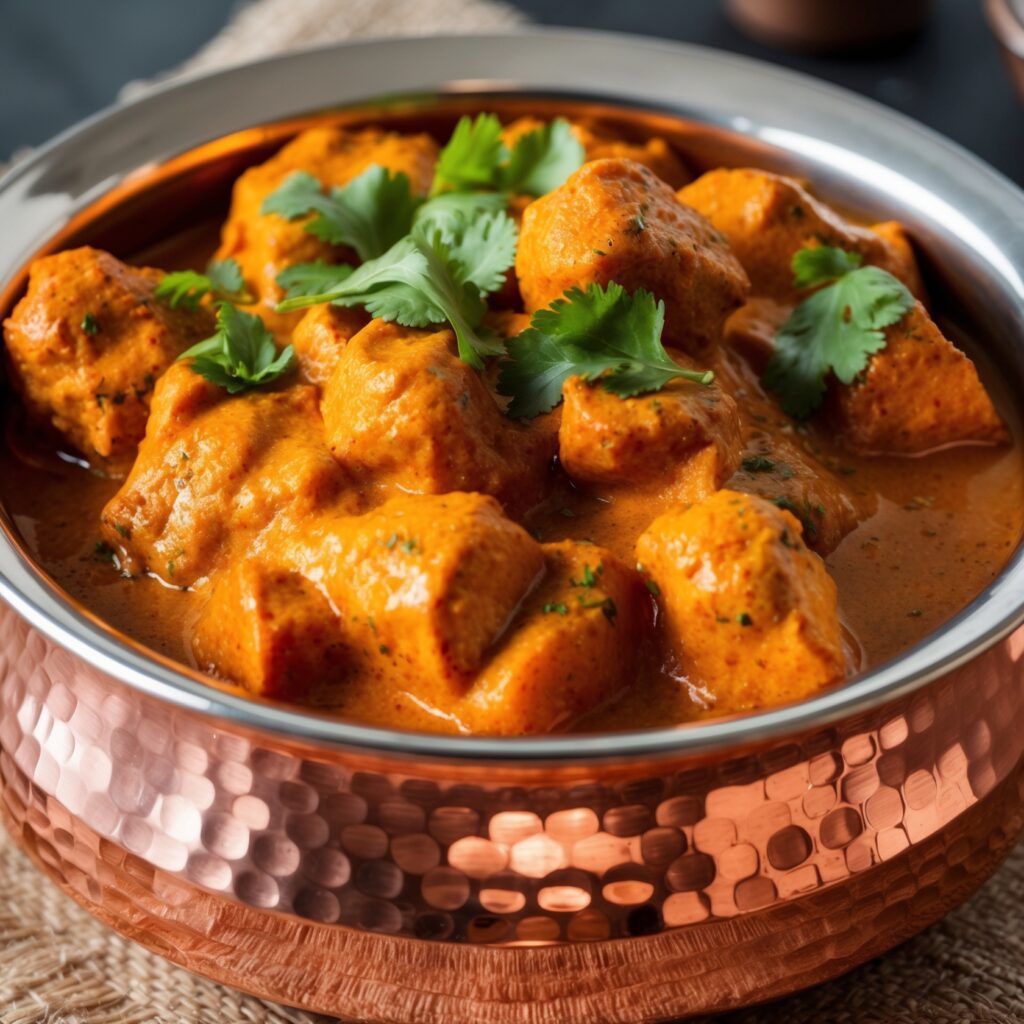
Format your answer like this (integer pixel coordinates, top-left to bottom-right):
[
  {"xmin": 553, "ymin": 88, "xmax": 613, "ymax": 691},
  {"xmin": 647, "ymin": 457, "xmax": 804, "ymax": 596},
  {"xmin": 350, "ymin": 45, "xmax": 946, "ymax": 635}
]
[{"xmin": 1, "ymin": 0, "xmax": 1021, "ymax": 184}]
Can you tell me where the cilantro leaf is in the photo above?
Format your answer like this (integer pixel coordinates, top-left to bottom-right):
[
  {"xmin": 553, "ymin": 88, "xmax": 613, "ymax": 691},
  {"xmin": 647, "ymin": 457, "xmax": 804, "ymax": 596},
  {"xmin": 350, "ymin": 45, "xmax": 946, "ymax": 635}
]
[
  {"xmin": 205, "ymin": 258, "xmax": 246, "ymax": 298},
  {"xmin": 178, "ymin": 303, "xmax": 295, "ymax": 393},
  {"xmin": 500, "ymin": 118, "xmax": 585, "ymax": 196},
  {"xmin": 497, "ymin": 282, "xmax": 715, "ymax": 419},
  {"xmin": 791, "ymin": 245, "xmax": 864, "ymax": 289},
  {"xmin": 155, "ymin": 258, "xmax": 253, "ymax": 311},
  {"xmin": 763, "ymin": 247, "xmax": 914, "ymax": 418},
  {"xmin": 261, "ymin": 166, "xmax": 420, "ymax": 262},
  {"xmin": 431, "ymin": 113, "xmax": 506, "ymax": 195},
  {"xmin": 413, "ymin": 190, "xmax": 510, "ymax": 232},
  {"xmin": 276, "ymin": 260, "xmax": 354, "ymax": 299},
  {"xmin": 276, "ymin": 211, "xmax": 516, "ymax": 369},
  {"xmin": 431, "ymin": 114, "xmax": 583, "ymax": 197}
]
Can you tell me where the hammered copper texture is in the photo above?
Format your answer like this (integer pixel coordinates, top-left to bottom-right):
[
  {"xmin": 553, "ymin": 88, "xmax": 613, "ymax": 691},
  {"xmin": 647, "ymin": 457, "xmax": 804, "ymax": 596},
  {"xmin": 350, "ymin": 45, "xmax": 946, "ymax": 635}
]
[{"xmin": 2, "ymin": 603, "xmax": 1024, "ymax": 1020}]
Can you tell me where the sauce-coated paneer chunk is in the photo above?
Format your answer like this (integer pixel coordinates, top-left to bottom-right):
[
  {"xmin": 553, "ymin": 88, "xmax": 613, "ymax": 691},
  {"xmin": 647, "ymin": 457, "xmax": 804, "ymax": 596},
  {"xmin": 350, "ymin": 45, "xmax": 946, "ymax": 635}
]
[
  {"xmin": 215, "ymin": 127, "xmax": 438, "ymax": 328},
  {"xmin": 288, "ymin": 493, "xmax": 545, "ymax": 706},
  {"xmin": 3, "ymin": 247, "xmax": 211, "ymax": 469},
  {"xmin": 729, "ymin": 437, "xmax": 862, "ymax": 554},
  {"xmin": 678, "ymin": 169, "xmax": 922, "ymax": 302},
  {"xmin": 831, "ymin": 302, "xmax": 1008, "ymax": 453},
  {"xmin": 636, "ymin": 490, "xmax": 845, "ymax": 713},
  {"xmin": 558, "ymin": 363, "xmax": 742, "ymax": 497},
  {"xmin": 101, "ymin": 364, "xmax": 348, "ymax": 585},
  {"xmin": 193, "ymin": 562, "xmax": 347, "ymax": 700},
  {"xmin": 459, "ymin": 541, "xmax": 651, "ymax": 734},
  {"xmin": 323, "ymin": 320, "xmax": 554, "ymax": 515},
  {"xmin": 517, "ymin": 159, "xmax": 749, "ymax": 354},
  {"xmin": 292, "ymin": 304, "xmax": 369, "ymax": 386}
]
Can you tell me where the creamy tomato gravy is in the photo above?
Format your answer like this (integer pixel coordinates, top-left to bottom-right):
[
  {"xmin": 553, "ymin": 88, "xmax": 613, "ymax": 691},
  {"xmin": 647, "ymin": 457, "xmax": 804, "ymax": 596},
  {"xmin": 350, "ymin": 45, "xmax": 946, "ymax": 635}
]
[{"xmin": 3, "ymin": 334, "xmax": 1019, "ymax": 733}]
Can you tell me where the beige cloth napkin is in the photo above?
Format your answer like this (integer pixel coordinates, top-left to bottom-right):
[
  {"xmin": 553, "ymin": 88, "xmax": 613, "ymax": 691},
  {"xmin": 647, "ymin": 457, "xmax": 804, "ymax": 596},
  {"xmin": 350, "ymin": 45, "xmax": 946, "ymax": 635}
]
[{"xmin": 2, "ymin": 1, "xmax": 1023, "ymax": 1021}]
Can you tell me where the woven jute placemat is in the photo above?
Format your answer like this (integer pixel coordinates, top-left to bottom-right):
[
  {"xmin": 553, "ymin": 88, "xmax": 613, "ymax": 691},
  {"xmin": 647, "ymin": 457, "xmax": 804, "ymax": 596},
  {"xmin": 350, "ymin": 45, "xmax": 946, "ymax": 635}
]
[{"xmin": 2, "ymin": 1, "xmax": 1023, "ymax": 1020}]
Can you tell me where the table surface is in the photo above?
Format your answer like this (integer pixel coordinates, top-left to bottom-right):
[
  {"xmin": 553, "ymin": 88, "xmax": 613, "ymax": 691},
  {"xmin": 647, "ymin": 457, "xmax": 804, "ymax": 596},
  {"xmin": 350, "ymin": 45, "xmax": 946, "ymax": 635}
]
[{"xmin": 1, "ymin": 0, "xmax": 1021, "ymax": 185}]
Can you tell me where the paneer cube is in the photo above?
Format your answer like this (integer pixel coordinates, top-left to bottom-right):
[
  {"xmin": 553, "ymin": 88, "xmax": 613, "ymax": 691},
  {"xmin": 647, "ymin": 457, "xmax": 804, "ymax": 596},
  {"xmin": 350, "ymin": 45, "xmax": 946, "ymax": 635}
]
[
  {"xmin": 728, "ymin": 436, "xmax": 863, "ymax": 554},
  {"xmin": 101, "ymin": 363, "xmax": 349, "ymax": 585},
  {"xmin": 678, "ymin": 168, "xmax": 923, "ymax": 302},
  {"xmin": 322, "ymin": 319, "xmax": 554, "ymax": 515},
  {"xmin": 459, "ymin": 541, "xmax": 651, "ymax": 734},
  {"xmin": 292, "ymin": 304, "xmax": 369, "ymax": 386},
  {"xmin": 287, "ymin": 493, "xmax": 546, "ymax": 705},
  {"xmin": 830, "ymin": 302, "xmax": 1008, "ymax": 453},
  {"xmin": 558, "ymin": 359, "xmax": 742, "ymax": 498},
  {"xmin": 215, "ymin": 127, "xmax": 438, "ymax": 331},
  {"xmin": 635, "ymin": 490, "xmax": 846, "ymax": 714},
  {"xmin": 517, "ymin": 158, "xmax": 749, "ymax": 354},
  {"xmin": 193, "ymin": 562, "xmax": 348, "ymax": 700},
  {"xmin": 3, "ymin": 247, "xmax": 212, "ymax": 470}
]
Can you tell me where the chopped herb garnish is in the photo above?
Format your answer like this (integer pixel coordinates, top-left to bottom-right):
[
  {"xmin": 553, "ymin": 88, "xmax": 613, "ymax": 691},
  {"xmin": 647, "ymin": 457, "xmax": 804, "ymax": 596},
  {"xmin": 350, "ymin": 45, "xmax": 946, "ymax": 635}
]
[
  {"xmin": 645, "ymin": 578, "xmax": 661, "ymax": 597},
  {"xmin": 94, "ymin": 540, "xmax": 116, "ymax": 563},
  {"xmin": 378, "ymin": 644, "xmax": 391, "ymax": 655},
  {"xmin": 81, "ymin": 312, "xmax": 100, "ymax": 335},
  {"xmin": 741, "ymin": 455, "xmax": 776, "ymax": 473},
  {"xmin": 497, "ymin": 282, "xmax": 714, "ymax": 419},
  {"xmin": 762, "ymin": 246, "xmax": 914, "ymax": 418},
  {"xmin": 113, "ymin": 522, "xmax": 130, "ymax": 539},
  {"xmin": 277, "ymin": 211, "xmax": 515, "ymax": 369},
  {"xmin": 577, "ymin": 594, "xmax": 618, "ymax": 623},
  {"xmin": 156, "ymin": 258, "xmax": 254, "ymax": 310},
  {"xmin": 384, "ymin": 533, "xmax": 399, "ymax": 550},
  {"xmin": 543, "ymin": 602, "xmax": 569, "ymax": 616},
  {"xmin": 177, "ymin": 303, "xmax": 295, "ymax": 393},
  {"xmin": 400, "ymin": 538, "xmax": 418, "ymax": 554},
  {"xmin": 737, "ymin": 612, "xmax": 753, "ymax": 627}
]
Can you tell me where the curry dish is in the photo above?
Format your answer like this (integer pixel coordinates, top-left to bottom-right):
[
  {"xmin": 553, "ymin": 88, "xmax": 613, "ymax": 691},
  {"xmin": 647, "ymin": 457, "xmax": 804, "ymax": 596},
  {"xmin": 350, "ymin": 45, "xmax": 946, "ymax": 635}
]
[{"xmin": 2, "ymin": 111, "xmax": 1021, "ymax": 736}]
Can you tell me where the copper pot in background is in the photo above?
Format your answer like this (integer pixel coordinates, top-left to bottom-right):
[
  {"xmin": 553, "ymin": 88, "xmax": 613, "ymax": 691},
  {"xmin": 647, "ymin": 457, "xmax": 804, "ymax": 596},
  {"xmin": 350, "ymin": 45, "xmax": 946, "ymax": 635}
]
[
  {"xmin": 986, "ymin": 0, "xmax": 1024, "ymax": 101},
  {"xmin": 727, "ymin": 0, "xmax": 931, "ymax": 52}
]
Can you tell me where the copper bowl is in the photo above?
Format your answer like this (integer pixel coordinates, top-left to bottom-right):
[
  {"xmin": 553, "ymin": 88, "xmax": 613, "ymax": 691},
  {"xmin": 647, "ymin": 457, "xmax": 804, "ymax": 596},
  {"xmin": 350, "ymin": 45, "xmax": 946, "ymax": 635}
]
[{"xmin": 1, "ymin": 31, "xmax": 1023, "ymax": 1023}]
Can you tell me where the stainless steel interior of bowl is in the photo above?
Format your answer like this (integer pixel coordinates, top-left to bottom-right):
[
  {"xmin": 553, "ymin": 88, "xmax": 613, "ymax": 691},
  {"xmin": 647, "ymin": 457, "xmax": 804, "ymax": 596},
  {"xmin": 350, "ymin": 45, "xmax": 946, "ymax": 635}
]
[{"xmin": 1, "ymin": 31, "xmax": 1023, "ymax": 764}]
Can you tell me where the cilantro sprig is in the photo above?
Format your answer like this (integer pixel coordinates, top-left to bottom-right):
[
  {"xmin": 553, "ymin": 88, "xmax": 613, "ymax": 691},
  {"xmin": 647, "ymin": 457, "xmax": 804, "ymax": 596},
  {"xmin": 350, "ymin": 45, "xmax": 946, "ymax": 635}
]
[
  {"xmin": 277, "ymin": 211, "xmax": 515, "ymax": 369},
  {"xmin": 261, "ymin": 166, "xmax": 421, "ymax": 261},
  {"xmin": 156, "ymin": 258, "xmax": 253, "ymax": 310},
  {"xmin": 431, "ymin": 114, "xmax": 584, "ymax": 197},
  {"xmin": 261, "ymin": 116, "xmax": 578, "ymax": 260},
  {"xmin": 497, "ymin": 282, "xmax": 715, "ymax": 419},
  {"xmin": 763, "ymin": 246, "xmax": 914, "ymax": 418},
  {"xmin": 177, "ymin": 303, "xmax": 295, "ymax": 393}
]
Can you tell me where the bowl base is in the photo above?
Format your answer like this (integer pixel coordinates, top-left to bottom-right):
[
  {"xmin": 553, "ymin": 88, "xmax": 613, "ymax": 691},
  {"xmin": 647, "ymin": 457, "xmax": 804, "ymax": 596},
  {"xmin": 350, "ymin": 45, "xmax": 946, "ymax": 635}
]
[{"xmin": 2, "ymin": 752, "xmax": 1021, "ymax": 1023}]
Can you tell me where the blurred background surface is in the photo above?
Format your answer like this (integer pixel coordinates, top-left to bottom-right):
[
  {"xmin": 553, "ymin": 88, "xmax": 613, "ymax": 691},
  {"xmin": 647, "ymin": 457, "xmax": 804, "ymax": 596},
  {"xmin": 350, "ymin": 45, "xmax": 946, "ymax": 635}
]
[{"xmin": 0, "ymin": 0, "xmax": 1021, "ymax": 182}]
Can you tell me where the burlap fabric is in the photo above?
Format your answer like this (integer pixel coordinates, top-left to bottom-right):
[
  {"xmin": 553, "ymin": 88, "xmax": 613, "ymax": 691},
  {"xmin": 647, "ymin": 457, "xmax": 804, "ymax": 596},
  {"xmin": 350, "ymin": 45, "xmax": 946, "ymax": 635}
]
[{"xmin": 2, "ymin": 1, "xmax": 1023, "ymax": 1020}]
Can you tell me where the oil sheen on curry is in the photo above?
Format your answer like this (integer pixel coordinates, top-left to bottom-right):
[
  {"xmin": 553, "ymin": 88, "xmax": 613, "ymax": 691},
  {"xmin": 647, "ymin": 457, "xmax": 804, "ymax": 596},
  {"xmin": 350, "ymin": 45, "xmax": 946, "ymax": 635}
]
[{"xmin": 2, "ymin": 113, "xmax": 1021, "ymax": 736}]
